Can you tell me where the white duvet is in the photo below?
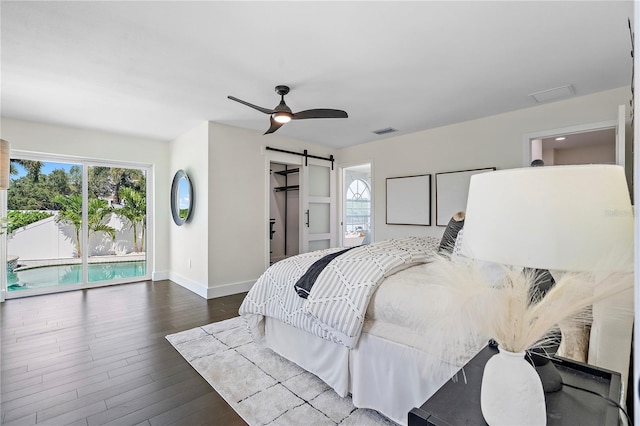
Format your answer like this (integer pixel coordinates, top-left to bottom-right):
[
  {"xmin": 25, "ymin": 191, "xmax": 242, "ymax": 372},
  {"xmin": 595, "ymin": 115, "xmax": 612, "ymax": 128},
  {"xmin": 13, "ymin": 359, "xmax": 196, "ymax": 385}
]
[
  {"xmin": 239, "ymin": 236, "xmax": 441, "ymax": 348},
  {"xmin": 364, "ymin": 261, "xmax": 487, "ymax": 364}
]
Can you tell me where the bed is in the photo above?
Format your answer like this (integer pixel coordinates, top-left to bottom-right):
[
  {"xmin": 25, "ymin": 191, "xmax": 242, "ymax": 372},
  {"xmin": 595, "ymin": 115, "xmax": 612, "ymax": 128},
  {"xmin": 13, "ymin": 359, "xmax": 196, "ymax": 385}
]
[
  {"xmin": 239, "ymin": 235, "xmax": 490, "ymax": 424},
  {"xmin": 238, "ymin": 235, "xmax": 633, "ymax": 425}
]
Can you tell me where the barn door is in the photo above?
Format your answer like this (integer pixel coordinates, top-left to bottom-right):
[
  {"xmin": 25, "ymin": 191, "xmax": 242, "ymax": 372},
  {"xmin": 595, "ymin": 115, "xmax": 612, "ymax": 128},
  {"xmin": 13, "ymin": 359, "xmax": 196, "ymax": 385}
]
[{"xmin": 301, "ymin": 158, "xmax": 336, "ymax": 252}]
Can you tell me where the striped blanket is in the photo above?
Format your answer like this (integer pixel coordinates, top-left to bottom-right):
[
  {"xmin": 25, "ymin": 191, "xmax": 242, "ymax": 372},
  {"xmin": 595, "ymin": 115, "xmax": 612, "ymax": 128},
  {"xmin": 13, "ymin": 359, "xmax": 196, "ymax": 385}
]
[{"xmin": 239, "ymin": 236, "xmax": 440, "ymax": 348}]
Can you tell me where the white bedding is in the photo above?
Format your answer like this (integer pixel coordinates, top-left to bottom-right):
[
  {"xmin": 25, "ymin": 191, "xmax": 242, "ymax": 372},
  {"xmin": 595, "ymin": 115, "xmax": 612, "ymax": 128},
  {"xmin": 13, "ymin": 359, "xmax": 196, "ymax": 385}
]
[
  {"xmin": 262, "ymin": 261, "xmax": 486, "ymax": 426},
  {"xmin": 246, "ymin": 251, "xmax": 486, "ymax": 425},
  {"xmin": 364, "ymin": 262, "xmax": 486, "ymax": 362},
  {"xmin": 239, "ymin": 236, "xmax": 440, "ymax": 348}
]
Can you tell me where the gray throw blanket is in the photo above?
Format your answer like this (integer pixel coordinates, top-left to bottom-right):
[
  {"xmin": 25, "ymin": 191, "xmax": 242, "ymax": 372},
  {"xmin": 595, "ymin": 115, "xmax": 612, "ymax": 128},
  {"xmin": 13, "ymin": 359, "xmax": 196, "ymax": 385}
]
[{"xmin": 294, "ymin": 247, "xmax": 356, "ymax": 298}]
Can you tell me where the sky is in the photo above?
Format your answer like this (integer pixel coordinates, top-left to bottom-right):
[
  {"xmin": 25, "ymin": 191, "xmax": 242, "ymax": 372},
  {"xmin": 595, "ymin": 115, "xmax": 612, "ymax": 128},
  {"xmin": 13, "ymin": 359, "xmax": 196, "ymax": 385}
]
[{"xmin": 11, "ymin": 161, "xmax": 77, "ymax": 179}]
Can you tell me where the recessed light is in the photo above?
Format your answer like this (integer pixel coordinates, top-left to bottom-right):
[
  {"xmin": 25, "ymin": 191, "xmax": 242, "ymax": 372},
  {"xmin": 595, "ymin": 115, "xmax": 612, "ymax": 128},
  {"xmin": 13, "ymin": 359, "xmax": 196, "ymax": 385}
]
[{"xmin": 555, "ymin": 137, "xmax": 566, "ymax": 141}]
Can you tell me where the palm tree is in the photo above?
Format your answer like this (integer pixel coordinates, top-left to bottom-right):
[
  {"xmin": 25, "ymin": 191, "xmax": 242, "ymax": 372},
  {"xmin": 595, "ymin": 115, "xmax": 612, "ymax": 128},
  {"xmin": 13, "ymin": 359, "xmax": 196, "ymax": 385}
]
[
  {"xmin": 10, "ymin": 159, "xmax": 44, "ymax": 182},
  {"xmin": 88, "ymin": 167, "xmax": 145, "ymax": 204},
  {"xmin": 53, "ymin": 194, "xmax": 116, "ymax": 257},
  {"xmin": 117, "ymin": 187, "xmax": 146, "ymax": 253}
]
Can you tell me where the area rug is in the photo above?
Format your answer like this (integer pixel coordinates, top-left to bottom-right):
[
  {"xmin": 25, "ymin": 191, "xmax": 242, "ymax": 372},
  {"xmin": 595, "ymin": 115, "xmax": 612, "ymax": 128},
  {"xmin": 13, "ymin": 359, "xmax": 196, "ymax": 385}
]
[{"xmin": 166, "ymin": 316, "xmax": 398, "ymax": 426}]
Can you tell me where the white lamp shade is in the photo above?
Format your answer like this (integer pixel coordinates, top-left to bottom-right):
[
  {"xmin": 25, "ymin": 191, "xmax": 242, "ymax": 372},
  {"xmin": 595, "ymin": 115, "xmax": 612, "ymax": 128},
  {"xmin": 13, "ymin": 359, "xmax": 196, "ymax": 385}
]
[
  {"xmin": 462, "ymin": 165, "xmax": 633, "ymax": 272},
  {"xmin": 0, "ymin": 139, "xmax": 9, "ymax": 189}
]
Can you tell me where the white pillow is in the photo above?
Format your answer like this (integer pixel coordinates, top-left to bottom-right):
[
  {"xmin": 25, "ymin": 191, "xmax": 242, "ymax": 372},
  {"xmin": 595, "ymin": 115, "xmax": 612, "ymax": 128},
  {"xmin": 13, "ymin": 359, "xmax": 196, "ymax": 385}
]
[{"xmin": 450, "ymin": 228, "xmax": 467, "ymax": 263}]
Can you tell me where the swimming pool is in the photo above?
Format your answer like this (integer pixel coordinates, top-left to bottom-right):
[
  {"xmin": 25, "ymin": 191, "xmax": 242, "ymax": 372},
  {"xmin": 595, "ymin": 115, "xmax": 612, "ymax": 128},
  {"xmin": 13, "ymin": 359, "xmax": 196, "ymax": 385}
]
[{"xmin": 8, "ymin": 261, "xmax": 147, "ymax": 291}]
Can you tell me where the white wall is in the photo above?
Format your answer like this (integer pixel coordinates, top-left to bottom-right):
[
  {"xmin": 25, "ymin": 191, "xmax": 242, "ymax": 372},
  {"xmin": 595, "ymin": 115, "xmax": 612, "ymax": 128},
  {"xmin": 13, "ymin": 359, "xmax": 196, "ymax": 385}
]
[
  {"xmin": 8, "ymin": 216, "xmax": 76, "ymax": 260},
  {"xmin": 204, "ymin": 122, "xmax": 332, "ymax": 298},
  {"xmin": 542, "ymin": 148, "xmax": 555, "ymax": 166},
  {"xmin": 553, "ymin": 142, "xmax": 616, "ymax": 166},
  {"xmin": 163, "ymin": 121, "xmax": 331, "ymax": 298},
  {"xmin": 168, "ymin": 122, "xmax": 209, "ymax": 297},
  {"xmin": 0, "ymin": 117, "xmax": 171, "ymax": 278},
  {"xmin": 8, "ymin": 213, "xmax": 139, "ymax": 260},
  {"xmin": 337, "ymin": 87, "xmax": 630, "ymax": 242}
]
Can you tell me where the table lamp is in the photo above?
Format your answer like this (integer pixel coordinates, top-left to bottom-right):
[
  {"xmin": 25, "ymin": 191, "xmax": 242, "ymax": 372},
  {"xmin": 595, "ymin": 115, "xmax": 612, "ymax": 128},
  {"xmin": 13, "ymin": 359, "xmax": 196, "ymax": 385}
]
[{"xmin": 461, "ymin": 164, "xmax": 634, "ymax": 392}]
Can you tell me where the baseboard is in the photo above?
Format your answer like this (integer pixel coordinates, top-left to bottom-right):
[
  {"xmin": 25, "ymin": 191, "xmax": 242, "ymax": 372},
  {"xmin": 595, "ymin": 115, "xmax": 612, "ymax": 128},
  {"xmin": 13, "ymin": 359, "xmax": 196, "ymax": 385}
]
[
  {"xmin": 151, "ymin": 270, "xmax": 169, "ymax": 281},
  {"xmin": 168, "ymin": 272, "xmax": 208, "ymax": 299},
  {"xmin": 168, "ymin": 273, "xmax": 254, "ymax": 300},
  {"xmin": 206, "ymin": 280, "xmax": 254, "ymax": 299}
]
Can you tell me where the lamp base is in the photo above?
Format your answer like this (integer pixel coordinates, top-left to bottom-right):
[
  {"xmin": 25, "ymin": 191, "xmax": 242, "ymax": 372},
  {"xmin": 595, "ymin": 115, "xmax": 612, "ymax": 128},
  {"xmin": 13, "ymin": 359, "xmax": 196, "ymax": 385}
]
[
  {"xmin": 528, "ymin": 350, "xmax": 563, "ymax": 393},
  {"xmin": 535, "ymin": 359, "xmax": 563, "ymax": 392}
]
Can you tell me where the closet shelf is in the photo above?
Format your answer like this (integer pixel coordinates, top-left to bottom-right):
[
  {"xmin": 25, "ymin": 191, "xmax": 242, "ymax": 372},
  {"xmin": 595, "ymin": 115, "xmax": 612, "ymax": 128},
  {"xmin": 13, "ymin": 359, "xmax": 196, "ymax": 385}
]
[
  {"xmin": 274, "ymin": 168, "xmax": 299, "ymax": 176},
  {"xmin": 274, "ymin": 185, "xmax": 299, "ymax": 192}
]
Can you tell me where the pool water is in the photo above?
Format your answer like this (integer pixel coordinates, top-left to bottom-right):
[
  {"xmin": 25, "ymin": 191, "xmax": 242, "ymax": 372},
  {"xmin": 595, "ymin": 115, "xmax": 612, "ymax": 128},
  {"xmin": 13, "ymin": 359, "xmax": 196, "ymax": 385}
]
[{"xmin": 8, "ymin": 261, "xmax": 147, "ymax": 291}]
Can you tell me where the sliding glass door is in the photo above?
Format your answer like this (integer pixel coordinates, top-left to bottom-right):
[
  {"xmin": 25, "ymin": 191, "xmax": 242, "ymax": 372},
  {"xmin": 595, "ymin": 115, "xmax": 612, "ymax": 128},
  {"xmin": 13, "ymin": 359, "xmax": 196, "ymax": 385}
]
[
  {"xmin": 86, "ymin": 165, "xmax": 147, "ymax": 285},
  {"xmin": 4, "ymin": 155, "xmax": 150, "ymax": 298}
]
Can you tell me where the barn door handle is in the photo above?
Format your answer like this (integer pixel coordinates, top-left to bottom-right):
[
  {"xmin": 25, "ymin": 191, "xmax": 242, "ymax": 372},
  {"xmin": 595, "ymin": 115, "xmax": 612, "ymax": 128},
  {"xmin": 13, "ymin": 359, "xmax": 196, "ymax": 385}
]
[{"xmin": 305, "ymin": 209, "xmax": 310, "ymax": 227}]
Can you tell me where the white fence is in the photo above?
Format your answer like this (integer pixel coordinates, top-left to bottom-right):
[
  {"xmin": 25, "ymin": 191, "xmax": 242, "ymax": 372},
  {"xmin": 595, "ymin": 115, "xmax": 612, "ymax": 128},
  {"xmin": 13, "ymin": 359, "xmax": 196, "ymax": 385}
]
[{"xmin": 7, "ymin": 213, "xmax": 143, "ymax": 261}]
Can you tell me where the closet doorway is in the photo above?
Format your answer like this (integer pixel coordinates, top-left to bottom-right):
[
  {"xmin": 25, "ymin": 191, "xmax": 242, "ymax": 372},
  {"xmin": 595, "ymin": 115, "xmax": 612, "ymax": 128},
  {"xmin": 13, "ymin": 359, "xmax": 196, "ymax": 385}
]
[
  {"xmin": 266, "ymin": 148, "xmax": 337, "ymax": 267},
  {"xmin": 270, "ymin": 161, "xmax": 300, "ymax": 264}
]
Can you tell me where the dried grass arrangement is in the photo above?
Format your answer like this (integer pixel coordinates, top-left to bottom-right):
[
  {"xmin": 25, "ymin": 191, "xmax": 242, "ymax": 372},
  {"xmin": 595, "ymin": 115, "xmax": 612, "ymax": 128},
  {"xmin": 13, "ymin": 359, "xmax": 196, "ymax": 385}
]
[{"xmin": 424, "ymin": 254, "xmax": 634, "ymax": 357}]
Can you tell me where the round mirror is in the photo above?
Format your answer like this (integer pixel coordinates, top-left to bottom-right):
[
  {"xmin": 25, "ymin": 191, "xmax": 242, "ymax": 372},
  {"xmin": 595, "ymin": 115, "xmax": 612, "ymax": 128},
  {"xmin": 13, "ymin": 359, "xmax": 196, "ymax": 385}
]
[{"xmin": 171, "ymin": 169, "xmax": 193, "ymax": 225}]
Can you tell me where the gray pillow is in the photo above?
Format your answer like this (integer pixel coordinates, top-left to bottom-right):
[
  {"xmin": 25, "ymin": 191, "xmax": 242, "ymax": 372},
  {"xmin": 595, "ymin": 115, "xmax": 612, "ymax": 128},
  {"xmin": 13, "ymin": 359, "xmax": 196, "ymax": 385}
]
[{"xmin": 438, "ymin": 212, "xmax": 465, "ymax": 254}]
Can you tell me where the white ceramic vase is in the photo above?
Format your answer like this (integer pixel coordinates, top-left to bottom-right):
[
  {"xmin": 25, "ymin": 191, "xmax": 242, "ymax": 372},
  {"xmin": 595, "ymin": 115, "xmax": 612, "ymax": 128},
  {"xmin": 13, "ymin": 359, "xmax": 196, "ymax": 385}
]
[{"xmin": 480, "ymin": 347, "xmax": 546, "ymax": 426}]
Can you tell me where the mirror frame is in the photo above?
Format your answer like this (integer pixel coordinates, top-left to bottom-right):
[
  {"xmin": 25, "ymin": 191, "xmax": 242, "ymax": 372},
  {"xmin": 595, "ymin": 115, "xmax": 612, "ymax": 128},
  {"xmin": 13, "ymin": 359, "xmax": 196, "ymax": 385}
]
[{"xmin": 171, "ymin": 169, "xmax": 193, "ymax": 226}]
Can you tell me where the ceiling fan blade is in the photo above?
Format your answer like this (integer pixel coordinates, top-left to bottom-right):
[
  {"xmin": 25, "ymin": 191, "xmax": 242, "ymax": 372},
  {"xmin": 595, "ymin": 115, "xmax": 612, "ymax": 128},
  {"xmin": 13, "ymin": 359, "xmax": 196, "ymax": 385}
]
[
  {"xmin": 264, "ymin": 116, "xmax": 284, "ymax": 135},
  {"xmin": 227, "ymin": 96, "xmax": 274, "ymax": 115},
  {"xmin": 292, "ymin": 109, "xmax": 348, "ymax": 120}
]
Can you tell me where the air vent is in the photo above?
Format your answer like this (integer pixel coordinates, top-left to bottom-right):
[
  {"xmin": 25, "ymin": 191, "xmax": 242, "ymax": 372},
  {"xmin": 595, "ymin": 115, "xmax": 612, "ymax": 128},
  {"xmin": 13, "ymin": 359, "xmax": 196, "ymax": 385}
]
[
  {"xmin": 529, "ymin": 84, "xmax": 575, "ymax": 103},
  {"xmin": 372, "ymin": 127, "xmax": 398, "ymax": 135}
]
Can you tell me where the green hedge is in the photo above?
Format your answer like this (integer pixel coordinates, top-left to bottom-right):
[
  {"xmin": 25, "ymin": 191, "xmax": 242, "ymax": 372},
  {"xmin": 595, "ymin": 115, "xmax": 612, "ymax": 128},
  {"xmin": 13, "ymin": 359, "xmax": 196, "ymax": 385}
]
[{"xmin": 6, "ymin": 211, "xmax": 54, "ymax": 234}]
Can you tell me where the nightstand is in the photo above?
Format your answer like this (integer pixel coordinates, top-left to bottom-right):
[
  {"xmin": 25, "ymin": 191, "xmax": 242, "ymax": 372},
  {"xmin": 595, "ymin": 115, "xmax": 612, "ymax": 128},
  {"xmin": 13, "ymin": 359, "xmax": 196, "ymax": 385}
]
[{"xmin": 408, "ymin": 345, "xmax": 622, "ymax": 426}]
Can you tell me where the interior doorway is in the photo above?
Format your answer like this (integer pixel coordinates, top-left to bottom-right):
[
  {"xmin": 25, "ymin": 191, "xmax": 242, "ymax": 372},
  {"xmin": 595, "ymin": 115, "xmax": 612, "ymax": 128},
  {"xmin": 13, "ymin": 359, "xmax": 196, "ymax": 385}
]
[
  {"xmin": 532, "ymin": 128, "xmax": 616, "ymax": 167},
  {"xmin": 265, "ymin": 148, "xmax": 338, "ymax": 268},
  {"xmin": 342, "ymin": 163, "xmax": 372, "ymax": 247},
  {"xmin": 523, "ymin": 105, "xmax": 632, "ymax": 196},
  {"xmin": 269, "ymin": 161, "xmax": 300, "ymax": 264}
]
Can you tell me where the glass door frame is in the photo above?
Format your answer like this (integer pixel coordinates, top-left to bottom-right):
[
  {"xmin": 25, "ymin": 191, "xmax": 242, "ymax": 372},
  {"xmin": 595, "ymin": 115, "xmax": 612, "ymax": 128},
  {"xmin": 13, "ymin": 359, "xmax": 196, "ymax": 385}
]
[
  {"xmin": 339, "ymin": 161, "xmax": 374, "ymax": 247},
  {"xmin": 2, "ymin": 151, "xmax": 153, "ymax": 299}
]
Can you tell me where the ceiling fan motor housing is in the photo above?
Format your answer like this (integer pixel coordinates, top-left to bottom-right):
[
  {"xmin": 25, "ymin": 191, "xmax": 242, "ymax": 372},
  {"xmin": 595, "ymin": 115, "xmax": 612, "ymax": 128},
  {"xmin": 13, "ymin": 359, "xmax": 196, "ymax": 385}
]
[{"xmin": 275, "ymin": 85, "xmax": 290, "ymax": 96}]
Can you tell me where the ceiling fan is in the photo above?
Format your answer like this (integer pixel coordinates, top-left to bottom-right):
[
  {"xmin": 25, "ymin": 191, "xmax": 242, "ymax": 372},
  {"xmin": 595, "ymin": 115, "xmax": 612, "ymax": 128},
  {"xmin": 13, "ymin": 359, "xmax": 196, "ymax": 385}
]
[{"xmin": 227, "ymin": 85, "xmax": 348, "ymax": 135}]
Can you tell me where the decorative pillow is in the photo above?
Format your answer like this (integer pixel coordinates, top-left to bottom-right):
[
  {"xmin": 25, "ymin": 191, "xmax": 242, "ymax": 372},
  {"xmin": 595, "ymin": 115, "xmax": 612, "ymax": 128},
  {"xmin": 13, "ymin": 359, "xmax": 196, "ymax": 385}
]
[
  {"xmin": 556, "ymin": 319, "xmax": 591, "ymax": 363},
  {"xmin": 450, "ymin": 228, "xmax": 468, "ymax": 264},
  {"xmin": 439, "ymin": 211, "xmax": 465, "ymax": 254}
]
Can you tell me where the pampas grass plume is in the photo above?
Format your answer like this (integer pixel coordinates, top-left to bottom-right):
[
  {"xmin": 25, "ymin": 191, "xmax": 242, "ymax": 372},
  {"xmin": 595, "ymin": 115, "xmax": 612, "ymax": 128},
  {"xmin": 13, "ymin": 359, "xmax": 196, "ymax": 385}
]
[{"xmin": 423, "ymin": 254, "xmax": 633, "ymax": 357}]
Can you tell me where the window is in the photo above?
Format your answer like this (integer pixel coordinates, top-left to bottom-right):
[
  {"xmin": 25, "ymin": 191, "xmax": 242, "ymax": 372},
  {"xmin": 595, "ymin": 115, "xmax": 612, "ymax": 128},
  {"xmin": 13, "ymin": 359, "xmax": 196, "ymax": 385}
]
[{"xmin": 345, "ymin": 178, "xmax": 371, "ymax": 233}]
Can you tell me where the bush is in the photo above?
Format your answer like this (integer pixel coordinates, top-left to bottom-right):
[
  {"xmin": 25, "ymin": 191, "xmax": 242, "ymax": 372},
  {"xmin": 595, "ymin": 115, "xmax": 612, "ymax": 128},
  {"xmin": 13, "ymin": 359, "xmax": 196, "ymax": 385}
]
[{"xmin": 6, "ymin": 210, "xmax": 54, "ymax": 234}]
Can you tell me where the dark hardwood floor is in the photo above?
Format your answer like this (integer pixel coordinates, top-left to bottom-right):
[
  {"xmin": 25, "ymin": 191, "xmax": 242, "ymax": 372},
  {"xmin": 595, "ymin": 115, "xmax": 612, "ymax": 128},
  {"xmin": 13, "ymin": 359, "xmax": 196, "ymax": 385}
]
[{"xmin": 1, "ymin": 280, "xmax": 248, "ymax": 426}]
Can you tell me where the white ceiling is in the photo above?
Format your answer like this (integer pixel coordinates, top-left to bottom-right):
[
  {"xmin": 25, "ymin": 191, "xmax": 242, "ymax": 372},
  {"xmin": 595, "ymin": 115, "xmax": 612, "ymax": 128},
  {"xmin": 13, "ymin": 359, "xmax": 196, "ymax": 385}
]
[{"xmin": 0, "ymin": 1, "xmax": 633, "ymax": 149}]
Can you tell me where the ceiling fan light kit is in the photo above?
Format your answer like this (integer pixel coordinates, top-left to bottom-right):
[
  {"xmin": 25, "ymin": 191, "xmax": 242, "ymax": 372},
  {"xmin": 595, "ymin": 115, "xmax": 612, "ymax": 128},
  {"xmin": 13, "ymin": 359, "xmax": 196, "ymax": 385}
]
[
  {"xmin": 228, "ymin": 85, "xmax": 348, "ymax": 134},
  {"xmin": 273, "ymin": 112, "xmax": 292, "ymax": 124}
]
